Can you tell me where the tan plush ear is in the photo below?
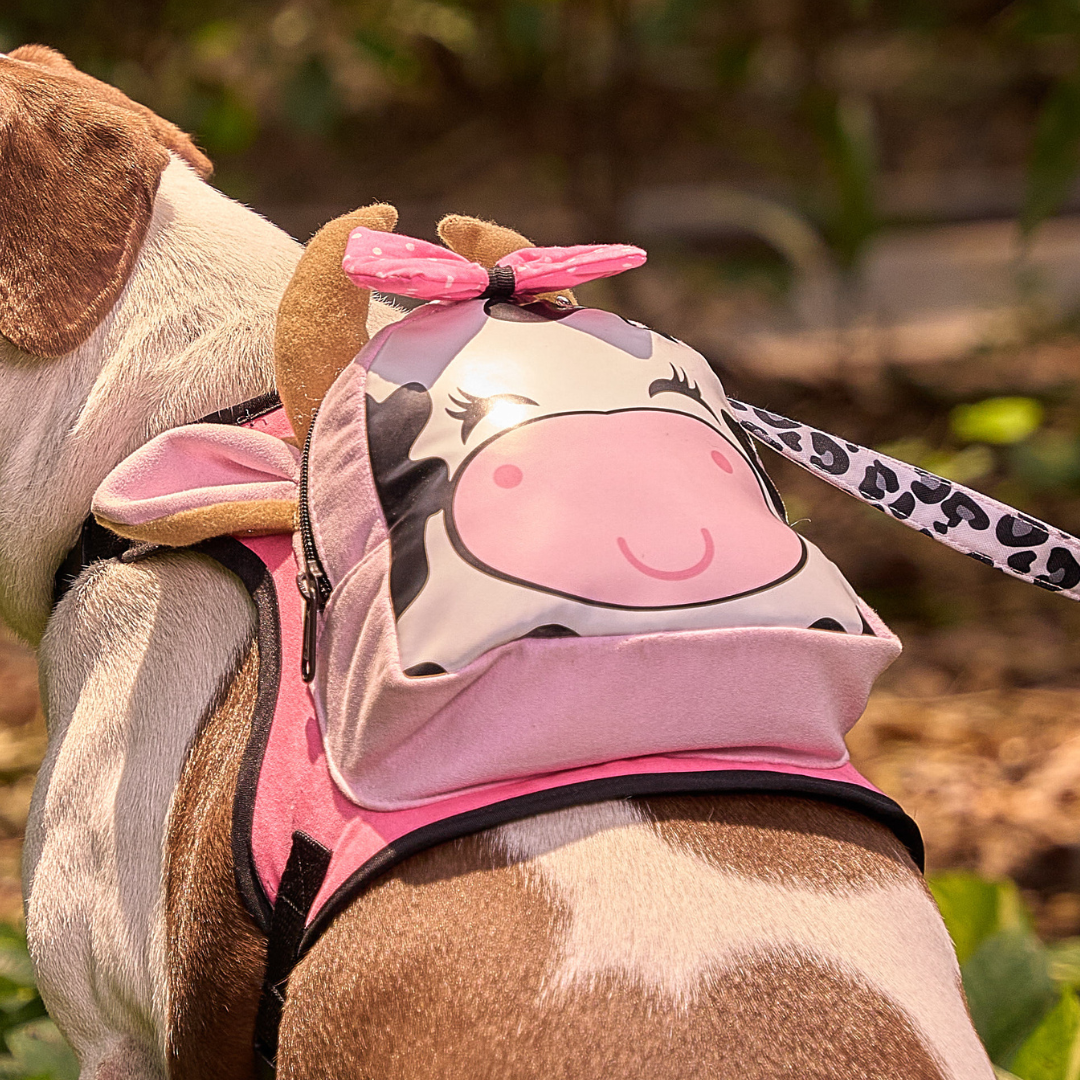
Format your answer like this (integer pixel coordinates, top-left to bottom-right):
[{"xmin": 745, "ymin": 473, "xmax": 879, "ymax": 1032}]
[
  {"xmin": 96, "ymin": 501, "xmax": 298, "ymax": 547},
  {"xmin": 0, "ymin": 56, "xmax": 173, "ymax": 357},
  {"xmin": 9, "ymin": 45, "xmax": 212, "ymax": 178},
  {"xmin": 274, "ymin": 203, "xmax": 398, "ymax": 445},
  {"xmin": 437, "ymin": 214, "xmax": 576, "ymax": 306}
]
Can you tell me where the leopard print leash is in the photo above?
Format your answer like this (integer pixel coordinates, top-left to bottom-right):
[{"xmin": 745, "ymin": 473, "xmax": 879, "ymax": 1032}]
[{"xmin": 729, "ymin": 399, "xmax": 1080, "ymax": 602}]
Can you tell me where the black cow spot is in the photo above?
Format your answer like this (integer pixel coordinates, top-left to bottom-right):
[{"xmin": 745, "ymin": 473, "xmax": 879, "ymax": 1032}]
[
  {"xmin": 522, "ymin": 624, "xmax": 580, "ymax": 639},
  {"xmin": 810, "ymin": 432, "xmax": 850, "ymax": 475},
  {"xmin": 846, "ymin": 443, "xmax": 861, "ymax": 453},
  {"xmin": 911, "ymin": 474, "xmax": 951, "ymax": 504},
  {"xmin": 889, "ymin": 491, "xmax": 916, "ymax": 519},
  {"xmin": 938, "ymin": 491, "xmax": 990, "ymax": 533},
  {"xmin": 809, "ymin": 617, "xmax": 846, "ymax": 632},
  {"xmin": 367, "ymin": 383, "xmax": 453, "ymax": 616},
  {"xmin": 859, "ymin": 460, "xmax": 899, "ymax": 501},
  {"xmin": 404, "ymin": 662, "xmax": 447, "ymax": 677},
  {"xmin": 859, "ymin": 611, "xmax": 876, "ymax": 636},
  {"xmin": 722, "ymin": 412, "xmax": 787, "ymax": 519},
  {"xmin": 752, "ymin": 408, "xmax": 801, "ymax": 430},
  {"xmin": 996, "ymin": 514, "xmax": 1050, "ymax": 548},
  {"xmin": 1036, "ymin": 547, "xmax": 1080, "ymax": 591},
  {"xmin": 779, "ymin": 431, "xmax": 803, "ymax": 451},
  {"xmin": 1008, "ymin": 551, "xmax": 1037, "ymax": 573}
]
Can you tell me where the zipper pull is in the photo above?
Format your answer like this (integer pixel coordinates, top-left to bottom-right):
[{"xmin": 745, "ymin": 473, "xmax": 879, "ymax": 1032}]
[{"xmin": 297, "ymin": 564, "xmax": 324, "ymax": 683}]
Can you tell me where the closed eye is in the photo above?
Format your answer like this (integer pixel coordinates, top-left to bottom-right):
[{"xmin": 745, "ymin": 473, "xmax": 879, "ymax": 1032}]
[
  {"xmin": 648, "ymin": 365, "xmax": 719, "ymax": 422},
  {"xmin": 446, "ymin": 389, "xmax": 538, "ymax": 442}
]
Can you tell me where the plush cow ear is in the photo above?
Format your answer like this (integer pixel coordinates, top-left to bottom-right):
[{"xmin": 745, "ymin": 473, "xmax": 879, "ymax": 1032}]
[
  {"xmin": 0, "ymin": 53, "xmax": 173, "ymax": 357},
  {"xmin": 275, "ymin": 202, "xmax": 399, "ymax": 445},
  {"xmin": 91, "ymin": 424, "xmax": 300, "ymax": 547},
  {"xmin": 436, "ymin": 213, "xmax": 575, "ymax": 305}
]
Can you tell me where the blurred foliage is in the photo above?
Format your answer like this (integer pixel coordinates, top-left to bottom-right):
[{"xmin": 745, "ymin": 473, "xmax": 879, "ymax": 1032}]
[
  {"xmin": 931, "ymin": 872, "xmax": 1080, "ymax": 1077},
  {"xmin": 5, "ymin": 0, "xmax": 1080, "ymax": 258},
  {"xmin": 0, "ymin": 926, "xmax": 75, "ymax": 1080}
]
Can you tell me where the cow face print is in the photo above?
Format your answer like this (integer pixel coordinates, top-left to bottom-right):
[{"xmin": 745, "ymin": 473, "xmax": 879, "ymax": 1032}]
[{"xmin": 365, "ymin": 300, "xmax": 871, "ymax": 673}]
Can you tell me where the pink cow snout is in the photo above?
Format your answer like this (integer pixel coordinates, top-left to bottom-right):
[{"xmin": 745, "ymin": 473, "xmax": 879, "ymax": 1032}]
[{"xmin": 449, "ymin": 409, "xmax": 804, "ymax": 608}]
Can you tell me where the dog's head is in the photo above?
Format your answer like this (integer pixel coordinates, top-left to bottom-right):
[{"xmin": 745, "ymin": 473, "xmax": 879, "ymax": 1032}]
[{"xmin": 0, "ymin": 44, "xmax": 211, "ymax": 358}]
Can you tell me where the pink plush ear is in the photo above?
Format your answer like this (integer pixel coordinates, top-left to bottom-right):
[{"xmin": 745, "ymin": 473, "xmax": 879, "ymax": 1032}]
[{"xmin": 92, "ymin": 425, "xmax": 300, "ymax": 546}]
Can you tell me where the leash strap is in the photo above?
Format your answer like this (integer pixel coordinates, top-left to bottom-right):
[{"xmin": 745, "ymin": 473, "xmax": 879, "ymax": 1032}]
[
  {"xmin": 729, "ymin": 399, "xmax": 1080, "ymax": 601},
  {"xmin": 254, "ymin": 830, "xmax": 331, "ymax": 1078}
]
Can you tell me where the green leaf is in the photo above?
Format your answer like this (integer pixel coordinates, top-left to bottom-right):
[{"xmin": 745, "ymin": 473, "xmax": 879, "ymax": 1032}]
[
  {"xmin": 1023, "ymin": 78, "xmax": 1080, "ymax": 238},
  {"xmin": 964, "ymin": 929, "xmax": 1057, "ymax": 1065},
  {"xmin": 929, "ymin": 872, "xmax": 1029, "ymax": 965},
  {"xmin": 0, "ymin": 1019, "xmax": 78, "ymax": 1080},
  {"xmin": 1011, "ymin": 989, "xmax": 1080, "ymax": 1080},
  {"xmin": 951, "ymin": 398, "xmax": 1044, "ymax": 446}
]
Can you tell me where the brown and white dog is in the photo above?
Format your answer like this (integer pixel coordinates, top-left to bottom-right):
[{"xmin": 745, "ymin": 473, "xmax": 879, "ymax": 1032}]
[{"xmin": 0, "ymin": 45, "xmax": 993, "ymax": 1080}]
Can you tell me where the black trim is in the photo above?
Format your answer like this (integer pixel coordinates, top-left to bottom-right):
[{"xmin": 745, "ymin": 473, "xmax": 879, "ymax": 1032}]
[
  {"xmin": 52, "ymin": 516, "xmax": 133, "ymax": 608},
  {"xmin": 200, "ymin": 536, "xmax": 282, "ymax": 934},
  {"xmin": 297, "ymin": 769, "xmax": 923, "ymax": 958},
  {"xmin": 254, "ymin": 831, "xmax": 331, "ymax": 1075},
  {"xmin": 199, "ymin": 391, "xmax": 282, "ymax": 428},
  {"xmin": 50, "ymin": 392, "xmax": 284, "ymax": 612}
]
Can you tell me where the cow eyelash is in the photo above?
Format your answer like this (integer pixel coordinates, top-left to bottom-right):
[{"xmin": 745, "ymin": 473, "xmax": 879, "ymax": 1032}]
[
  {"xmin": 648, "ymin": 366, "xmax": 718, "ymax": 421},
  {"xmin": 446, "ymin": 389, "xmax": 538, "ymax": 443}
]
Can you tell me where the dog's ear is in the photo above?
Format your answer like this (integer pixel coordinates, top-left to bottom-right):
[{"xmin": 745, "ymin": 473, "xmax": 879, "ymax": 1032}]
[
  {"xmin": 437, "ymin": 214, "xmax": 575, "ymax": 305},
  {"xmin": 0, "ymin": 55, "xmax": 177, "ymax": 357},
  {"xmin": 275, "ymin": 203, "xmax": 399, "ymax": 444},
  {"xmin": 8, "ymin": 45, "xmax": 211, "ymax": 178}
]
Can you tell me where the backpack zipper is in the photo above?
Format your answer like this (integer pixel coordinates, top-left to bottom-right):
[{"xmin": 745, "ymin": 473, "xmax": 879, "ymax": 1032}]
[{"xmin": 297, "ymin": 412, "xmax": 332, "ymax": 682}]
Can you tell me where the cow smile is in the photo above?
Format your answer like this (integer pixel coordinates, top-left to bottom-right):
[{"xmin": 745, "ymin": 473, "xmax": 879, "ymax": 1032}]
[{"xmin": 616, "ymin": 528, "xmax": 715, "ymax": 581}]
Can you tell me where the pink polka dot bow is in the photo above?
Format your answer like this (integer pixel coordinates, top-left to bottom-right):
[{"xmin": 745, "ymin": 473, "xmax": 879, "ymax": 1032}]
[{"xmin": 342, "ymin": 227, "xmax": 647, "ymax": 302}]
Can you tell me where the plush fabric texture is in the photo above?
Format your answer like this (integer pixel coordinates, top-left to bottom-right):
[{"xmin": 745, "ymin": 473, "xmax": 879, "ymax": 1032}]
[
  {"xmin": 97, "ymin": 500, "xmax": 297, "ymax": 547},
  {"xmin": 0, "ymin": 51, "xmax": 172, "ymax": 356},
  {"xmin": 437, "ymin": 213, "xmax": 575, "ymax": 305},
  {"xmin": 274, "ymin": 204, "xmax": 397, "ymax": 445},
  {"xmin": 342, "ymin": 228, "xmax": 644, "ymax": 301},
  {"xmin": 92, "ymin": 423, "xmax": 300, "ymax": 544}
]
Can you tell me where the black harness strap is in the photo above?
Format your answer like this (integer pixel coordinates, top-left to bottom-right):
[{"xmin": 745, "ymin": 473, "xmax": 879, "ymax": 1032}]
[
  {"xmin": 50, "ymin": 392, "xmax": 282, "ymax": 611},
  {"xmin": 254, "ymin": 831, "xmax": 331, "ymax": 1079}
]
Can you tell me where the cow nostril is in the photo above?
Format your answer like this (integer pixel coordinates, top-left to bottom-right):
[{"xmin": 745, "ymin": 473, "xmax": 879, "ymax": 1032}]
[
  {"xmin": 493, "ymin": 464, "xmax": 523, "ymax": 488},
  {"xmin": 711, "ymin": 450, "xmax": 733, "ymax": 474}
]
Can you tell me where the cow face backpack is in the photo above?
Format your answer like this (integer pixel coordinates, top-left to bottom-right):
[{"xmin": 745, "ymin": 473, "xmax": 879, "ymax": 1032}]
[{"xmin": 87, "ymin": 209, "xmax": 1080, "ymax": 1072}]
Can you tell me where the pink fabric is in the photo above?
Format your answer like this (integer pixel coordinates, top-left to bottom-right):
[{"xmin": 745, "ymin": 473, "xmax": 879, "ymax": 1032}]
[
  {"xmin": 244, "ymin": 531, "xmax": 892, "ymax": 920},
  {"xmin": 341, "ymin": 227, "xmax": 646, "ymax": 301},
  {"xmin": 92, "ymin": 423, "xmax": 299, "ymax": 526}
]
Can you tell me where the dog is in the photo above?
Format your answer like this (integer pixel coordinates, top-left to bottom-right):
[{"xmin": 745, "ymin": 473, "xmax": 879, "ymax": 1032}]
[{"xmin": 0, "ymin": 44, "xmax": 992, "ymax": 1079}]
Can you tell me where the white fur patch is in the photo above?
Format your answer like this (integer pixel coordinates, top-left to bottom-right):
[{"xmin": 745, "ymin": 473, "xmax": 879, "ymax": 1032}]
[
  {"xmin": 495, "ymin": 802, "xmax": 993, "ymax": 1079},
  {"xmin": 26, "ymin": 554, "xmax": 255, "ymax": 1073}
]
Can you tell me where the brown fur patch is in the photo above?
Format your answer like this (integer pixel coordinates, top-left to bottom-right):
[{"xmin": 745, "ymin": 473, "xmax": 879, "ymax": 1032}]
[
  {"xmin": 0, "ymin": 52, "xmax": 171, "ymax": 356},
  {"xmin": 643, "ymin": 794, "xmax": 918, "ymax": 889},
  {"xmin": 95, "ymin": 499, "xmax": 298, "ymax": 548},
  {"xmin": 278, "ymin": 802, "xmax": 945, "ymax": 1080},
  {"xmin": 8, "ymin": 45, "xmax": 211, "ymax": 177},
  {"xmin": 165, "ymin": 642, "xmax": 265, "ymax": 1080},
  {"xmin": 274, "ymin": 203, "xmax": 397, "ymax": 445}
]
